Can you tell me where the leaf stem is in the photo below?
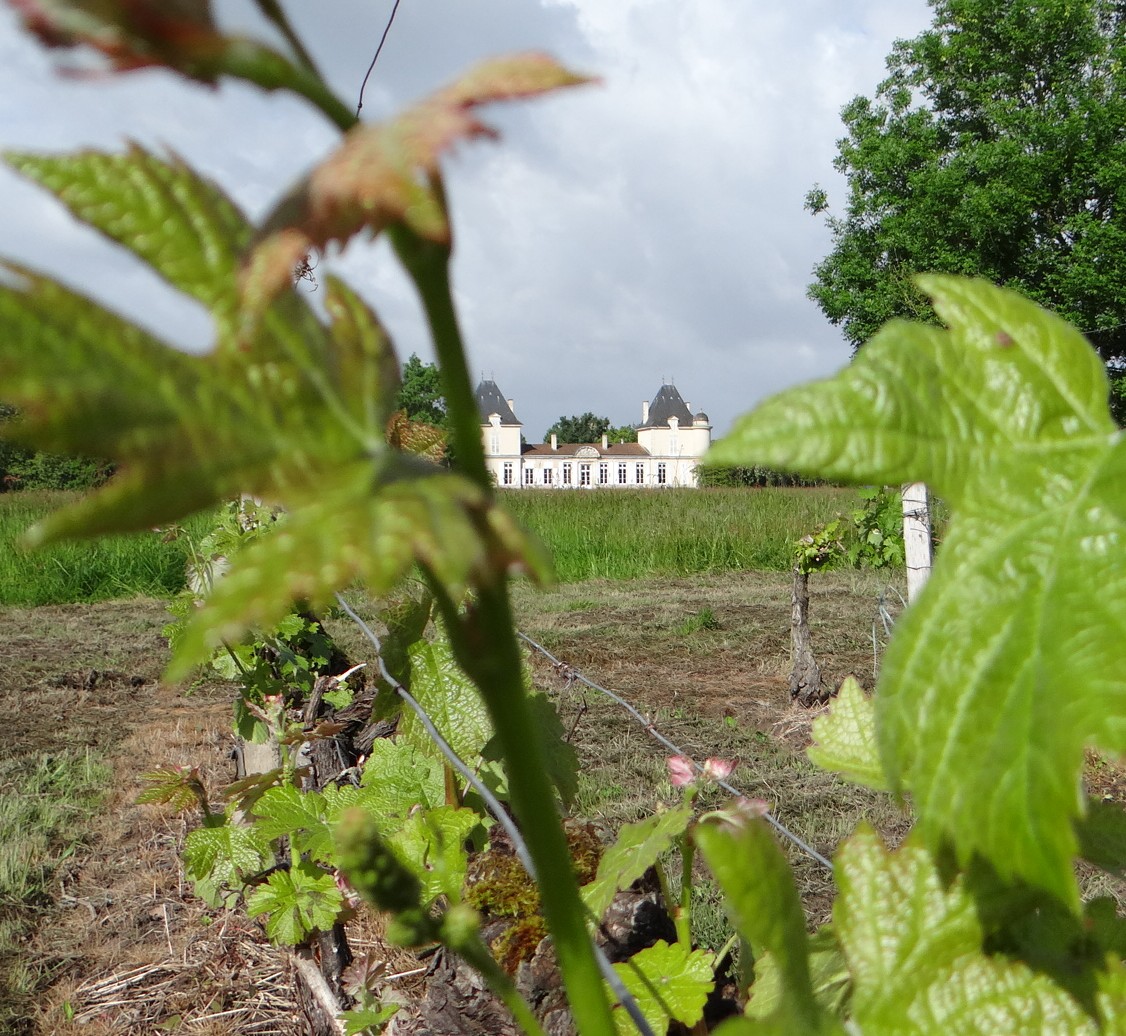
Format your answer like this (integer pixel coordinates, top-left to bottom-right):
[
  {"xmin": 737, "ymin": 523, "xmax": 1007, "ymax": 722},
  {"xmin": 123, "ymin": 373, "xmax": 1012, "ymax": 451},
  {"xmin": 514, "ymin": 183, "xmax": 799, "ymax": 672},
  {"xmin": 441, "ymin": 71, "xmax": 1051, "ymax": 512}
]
[
  {"xmin": 654, "ymin": 858, "xmax": 677, "ymax": 925},
  {"xmin": 677, "ymin": 836, "xmax": 695, "ymax": 947},
  {"xmin": 250, "ymin": 0, "xmax": 324, "ymax": 77},
  {"xmin": 220, "ymin": 40, "xmax": 357, "ymax": 133},
  {"xmin": 452, "ymin": 930, "xmax": 550, "ymax": 1036},
  {"xmin": 394, "ymin": 219, "xmax": 615, "ymax": 1033},
  {"xmin": 388, "ymin": 213, "xmax": 489, "ymax": 488}
]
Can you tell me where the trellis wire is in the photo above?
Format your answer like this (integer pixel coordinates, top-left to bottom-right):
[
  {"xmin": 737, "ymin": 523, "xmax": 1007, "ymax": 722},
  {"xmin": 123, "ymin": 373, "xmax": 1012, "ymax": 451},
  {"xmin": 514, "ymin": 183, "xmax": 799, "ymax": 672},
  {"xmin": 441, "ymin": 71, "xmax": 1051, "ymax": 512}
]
[
  {"xmin": 871, "ymin": 584, "xmax": 905, "ymax": 680},
  {"xmin": 516, "ymin": 631, "xmax": 835, "ymax": 873},
  {"xmin": 334, "ymin": 594, "xmax": 655, "ymax": 1036}
]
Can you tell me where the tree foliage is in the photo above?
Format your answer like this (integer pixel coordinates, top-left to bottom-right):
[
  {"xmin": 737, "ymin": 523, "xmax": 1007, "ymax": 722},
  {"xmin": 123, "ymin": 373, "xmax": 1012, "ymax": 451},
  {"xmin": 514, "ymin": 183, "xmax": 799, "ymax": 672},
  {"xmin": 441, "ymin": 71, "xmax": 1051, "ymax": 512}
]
[
  {"xmin": 0, "ymin": 404, "xmax": 112, "ymax": 491},
  {"xmin": 543, "ymin": 412, "xmax": 611, "ymax": 444},
  {"xmin": 807, "ymin": 0, "xmax": 1126, "ymax": 419},
  {"xmin": 396, "ymin": 353, "xmax": 446, "ymax": 425},
  {"xmin": 695, "ymin": 464, "xmax": 820, "ymax": 488}
]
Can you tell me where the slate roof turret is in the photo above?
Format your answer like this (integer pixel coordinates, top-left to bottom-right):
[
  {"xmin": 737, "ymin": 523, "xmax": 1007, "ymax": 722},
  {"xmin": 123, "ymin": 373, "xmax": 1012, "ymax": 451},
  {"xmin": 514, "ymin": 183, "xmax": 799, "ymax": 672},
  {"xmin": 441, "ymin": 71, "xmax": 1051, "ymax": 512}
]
[
  {"xmin": 475, "ymin": 379, "xmax": 521, "ymax": 425},
  {"xmin": 642, "ymin": 384, "xmax": 694, "ymax": 428}
]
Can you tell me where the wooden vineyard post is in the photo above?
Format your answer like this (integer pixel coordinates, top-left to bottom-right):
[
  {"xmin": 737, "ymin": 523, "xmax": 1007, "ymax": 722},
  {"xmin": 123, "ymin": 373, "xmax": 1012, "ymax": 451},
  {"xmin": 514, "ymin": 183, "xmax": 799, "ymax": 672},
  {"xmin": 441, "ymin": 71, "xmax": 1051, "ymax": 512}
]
[{"xmin": 902, "ymin": 481, "xmax": 933, "ymax": 603}]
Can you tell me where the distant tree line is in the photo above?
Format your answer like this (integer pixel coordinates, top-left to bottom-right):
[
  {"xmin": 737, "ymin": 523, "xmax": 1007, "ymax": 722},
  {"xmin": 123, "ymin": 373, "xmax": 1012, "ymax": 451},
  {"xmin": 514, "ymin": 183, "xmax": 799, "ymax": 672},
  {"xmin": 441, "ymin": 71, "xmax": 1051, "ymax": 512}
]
[{"xmin": 0, "ymin": 404, "xmax": 113, "ymax": 491}]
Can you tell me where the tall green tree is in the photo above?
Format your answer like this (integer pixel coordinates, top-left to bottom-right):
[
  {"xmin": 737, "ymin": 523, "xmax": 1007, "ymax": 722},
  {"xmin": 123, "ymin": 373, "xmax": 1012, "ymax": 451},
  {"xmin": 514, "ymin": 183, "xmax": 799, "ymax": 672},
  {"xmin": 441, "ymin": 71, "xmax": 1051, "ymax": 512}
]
[
  {"xmin": 605, "ymin": 424, "xmax": 637, "ymax": 444},
  {"xmin": 396, "ymin": 353, "xmax": 446, "ymax": 425},
  {"xmin": 0, "ymin": 403, "xmax": 21, "ymax": 487},
  {"xmin": 543, "ymin": 412, "xmax": 611, "ymax": 443},
  {"xmin": 807, "ymin": 0, "xmax": 1126, "ymax": 418}
]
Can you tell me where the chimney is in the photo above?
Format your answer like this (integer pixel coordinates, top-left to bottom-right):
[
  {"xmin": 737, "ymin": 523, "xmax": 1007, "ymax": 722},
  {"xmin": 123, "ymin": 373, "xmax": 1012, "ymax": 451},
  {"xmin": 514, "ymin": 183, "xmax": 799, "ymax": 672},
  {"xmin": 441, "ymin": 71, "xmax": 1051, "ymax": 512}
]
[
  {"xmin": 602, "ymin": 433, "xmax": 609, "ymax": 449},
  {"xmin": 642, "ymin": 400, "xmax": 649, "ymax": 424},
  {"xmin": 506, "ymin": 399, "xmax": 515, "ymax": 413},
  {"xmin": 551, "ymin": 433, "xmax": 557, "ymax": 450},
  {"xmin": 686, "ymin": 401, "xmax": 692, "ymax": 413}
]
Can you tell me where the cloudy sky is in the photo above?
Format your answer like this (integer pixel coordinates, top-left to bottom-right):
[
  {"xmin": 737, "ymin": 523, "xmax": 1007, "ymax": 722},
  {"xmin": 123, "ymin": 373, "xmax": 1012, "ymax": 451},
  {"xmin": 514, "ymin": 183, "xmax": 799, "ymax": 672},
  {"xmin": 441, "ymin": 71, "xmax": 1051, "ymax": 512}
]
[{"xmin": 0, "ymin": 0, "xmax": 933, "ymax": 441}]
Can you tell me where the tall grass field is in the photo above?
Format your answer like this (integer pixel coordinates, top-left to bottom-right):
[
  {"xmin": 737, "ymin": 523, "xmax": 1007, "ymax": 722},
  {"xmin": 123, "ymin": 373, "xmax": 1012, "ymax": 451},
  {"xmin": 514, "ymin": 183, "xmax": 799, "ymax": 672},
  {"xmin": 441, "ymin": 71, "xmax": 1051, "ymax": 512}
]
[
  {"xmin": 0, "ymin": 492, "xmax": 214, "ymax": 607},
  {"xmin": 503, "ymin": 486, "xmax": 857, "ymax": 582},
  {"xmin": 1, "ymin": 486, "xmax": 856, "ymax": 605}
]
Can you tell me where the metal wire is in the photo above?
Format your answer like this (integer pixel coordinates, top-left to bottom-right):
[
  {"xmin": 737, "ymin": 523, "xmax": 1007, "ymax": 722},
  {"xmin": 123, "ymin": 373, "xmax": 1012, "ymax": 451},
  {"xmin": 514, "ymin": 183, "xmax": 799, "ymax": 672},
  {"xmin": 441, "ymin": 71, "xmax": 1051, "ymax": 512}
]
[
  {"xmin": 356, "ymin": 0, "xmax": 403, "ymax": 117},
  {"xmin": 516, "ymin": 631, "xmax": 836, "ymax": 873},
  {"xmin": 334, "ymin": 594, "xmax": 655, "ymax": 1036}
]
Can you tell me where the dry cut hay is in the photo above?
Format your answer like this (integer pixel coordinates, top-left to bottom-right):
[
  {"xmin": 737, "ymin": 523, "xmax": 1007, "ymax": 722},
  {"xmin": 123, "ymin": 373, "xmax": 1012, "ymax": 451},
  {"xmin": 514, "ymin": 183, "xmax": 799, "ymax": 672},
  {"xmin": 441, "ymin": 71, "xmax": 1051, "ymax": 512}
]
[{"xmin": 63, "ymin": 911, "xmax": 299, "ymax": 1035}]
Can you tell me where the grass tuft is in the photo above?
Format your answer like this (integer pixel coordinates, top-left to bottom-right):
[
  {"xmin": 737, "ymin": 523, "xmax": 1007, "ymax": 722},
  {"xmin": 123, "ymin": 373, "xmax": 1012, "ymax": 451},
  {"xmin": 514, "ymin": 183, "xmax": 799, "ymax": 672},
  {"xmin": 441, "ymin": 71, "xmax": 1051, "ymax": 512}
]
[{"xmin": 678, "ymin": 607, "xmax": 720, "ymax": 635}]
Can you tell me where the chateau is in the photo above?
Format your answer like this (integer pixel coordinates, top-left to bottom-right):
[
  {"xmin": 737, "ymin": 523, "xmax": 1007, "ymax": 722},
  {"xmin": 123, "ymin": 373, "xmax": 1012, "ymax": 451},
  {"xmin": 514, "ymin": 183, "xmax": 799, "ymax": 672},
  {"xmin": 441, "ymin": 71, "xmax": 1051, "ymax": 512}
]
[{"xmin": 477, "ymin": 379, "xmax": 712, "ymax": 488}]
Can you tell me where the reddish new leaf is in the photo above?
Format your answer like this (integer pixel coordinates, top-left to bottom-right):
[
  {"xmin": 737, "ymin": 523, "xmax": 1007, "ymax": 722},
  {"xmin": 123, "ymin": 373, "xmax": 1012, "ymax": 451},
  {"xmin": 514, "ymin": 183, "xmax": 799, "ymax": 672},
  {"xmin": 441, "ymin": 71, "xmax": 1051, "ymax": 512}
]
[
  {"xmin": 7, "ymin": 0, "xmax": 356, "ymax": 131},
  {"xmin": 242, "ymin": 53, "xmax": 593, "ymax": 315},
  {"xmin": 386, "ymin": 410, "xmax": 447, "ymax": 463},
  {"xmin": 9, "ymin": 0, "xmax": 227, "ymax": 77}
]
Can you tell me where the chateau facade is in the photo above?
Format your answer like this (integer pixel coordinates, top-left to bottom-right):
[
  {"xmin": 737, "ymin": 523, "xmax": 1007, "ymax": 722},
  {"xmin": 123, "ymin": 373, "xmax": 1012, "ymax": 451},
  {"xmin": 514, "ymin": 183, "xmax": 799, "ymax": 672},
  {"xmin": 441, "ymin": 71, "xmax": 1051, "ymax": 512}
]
[{"xmin": 477, "ymin": 380, "xmax": 712, "ymax": 489}]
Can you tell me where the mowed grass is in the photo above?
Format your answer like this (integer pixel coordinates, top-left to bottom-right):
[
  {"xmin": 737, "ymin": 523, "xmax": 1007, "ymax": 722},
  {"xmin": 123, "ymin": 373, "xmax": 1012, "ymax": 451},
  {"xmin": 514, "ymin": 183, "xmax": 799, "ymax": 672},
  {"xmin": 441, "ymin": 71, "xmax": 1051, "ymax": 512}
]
[
  {"xmin": 0, "ymin": 491, "xmax": 214, "ymax": 606},
  {"xmin": 502, "ymin": 486, "xmax": 857, "ymax": 581}
]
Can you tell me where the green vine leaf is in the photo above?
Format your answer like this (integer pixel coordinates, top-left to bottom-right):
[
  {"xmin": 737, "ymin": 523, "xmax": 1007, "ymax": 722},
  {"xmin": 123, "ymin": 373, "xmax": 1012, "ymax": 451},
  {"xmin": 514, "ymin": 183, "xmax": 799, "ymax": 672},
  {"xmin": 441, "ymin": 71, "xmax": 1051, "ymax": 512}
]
[
  {"xmin": 341, "ymin": 1004, "xmax": 399, "ymax": 1036},
  {"xmin": 745, "ymin": 929, "xmax": 851, "ymax": 1023},
  {"xmin": 807, "ymin": 677, "xmax": 888, "ymax": 791},
  {"xmin": 169, "ymin": 459, "xmax": 546, "ymax": 677},
  {"xmin": 7, "ymin": 147, "xmax": 252, "ymax": 341},
  {"xmin": 374, "ymin": 592, "xmax": 434, "ymax": 693},
  {"xmin": 480, "ymin": 690, "xmax": 579, "ymax": 810},
  {"xmin": 137, "ymin": 765, "xmax": 208, "ymax": 813},
  {"xmin": 325, "ymin": 740, "xmax": 445, "ymax": 837},
  {"xmin": 246, "ymin": 859, "xmax": 343, "ymax": 945},
  {"xmin": 1096, "ymin": 969, "xmax": 1126, "ymax": 1030},
  {"xmin": 1076, "ymin": 799, "xmax": 1126, "ymax": 877},
  {"xmin": 834, "ymin": 826, "xmax": 1097, "ymax": 1034},
  {"xmin": 242, "ymin": 53, "xmax": 594, "ymax": 317},
  {"xmin": 390, "ymin": 805, "xmax": 481, "ymax": 905},
  {"xmin": 709, "ymin": 275, "xmax": 1126, "ymax": 904},
  {"xmin": 252, "ymin": 786, "xmax": 334, "ymax": 865},
  {"xmin": 582, "ymin": 803, "xmax": 693, "ymax": 919},
  {"xmin": 609, "ymin": 940, "xmax": 715, "ymax": 1036},
  {"xmin": 183, "ymin": 818, "xmax": 273, "ymax": 907},
  {"xmin": 0, "ymin": 146, "xmax": 549, "ymax": 677},
  {"xmin": 399, "ymin": 635, "xmax": 494, "ymax": 763}
]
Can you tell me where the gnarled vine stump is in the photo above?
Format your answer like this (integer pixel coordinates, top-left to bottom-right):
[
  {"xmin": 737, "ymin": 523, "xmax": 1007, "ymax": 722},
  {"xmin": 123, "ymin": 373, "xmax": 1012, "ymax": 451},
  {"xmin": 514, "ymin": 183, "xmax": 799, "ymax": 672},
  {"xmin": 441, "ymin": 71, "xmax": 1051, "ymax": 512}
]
[
  {"xmin": 790, "ymin": 565, "xmax": 825, "ymax": 707},
  {"xmin": 387, "ymin": 831, "xmax": 675, "ymax": 1036}
]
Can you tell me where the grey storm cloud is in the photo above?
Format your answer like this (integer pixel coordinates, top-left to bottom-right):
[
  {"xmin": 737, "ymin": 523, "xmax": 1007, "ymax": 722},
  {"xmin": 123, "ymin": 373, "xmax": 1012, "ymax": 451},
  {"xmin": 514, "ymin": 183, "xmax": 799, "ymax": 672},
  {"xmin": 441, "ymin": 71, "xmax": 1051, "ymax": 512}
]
[{"xmin": 0, "ymin": 0, "xmax": 932, "ymax": 439}]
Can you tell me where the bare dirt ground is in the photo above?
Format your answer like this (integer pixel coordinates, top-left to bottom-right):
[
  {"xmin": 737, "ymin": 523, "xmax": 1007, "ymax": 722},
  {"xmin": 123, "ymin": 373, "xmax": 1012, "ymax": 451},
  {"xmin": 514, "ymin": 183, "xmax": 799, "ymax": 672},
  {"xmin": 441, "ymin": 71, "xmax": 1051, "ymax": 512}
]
[{"xmin": 5, "ymin": 570, "xmax": 1114, "ymax": 1033}]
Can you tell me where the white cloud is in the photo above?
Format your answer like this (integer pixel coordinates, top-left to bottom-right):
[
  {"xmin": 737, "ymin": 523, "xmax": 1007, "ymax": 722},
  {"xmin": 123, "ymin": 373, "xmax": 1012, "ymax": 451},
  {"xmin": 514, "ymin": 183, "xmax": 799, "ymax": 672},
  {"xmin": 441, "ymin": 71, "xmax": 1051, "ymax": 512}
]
[{"xmin": 0, "ymin": 0, "xmax": 933, "ymax": 437}]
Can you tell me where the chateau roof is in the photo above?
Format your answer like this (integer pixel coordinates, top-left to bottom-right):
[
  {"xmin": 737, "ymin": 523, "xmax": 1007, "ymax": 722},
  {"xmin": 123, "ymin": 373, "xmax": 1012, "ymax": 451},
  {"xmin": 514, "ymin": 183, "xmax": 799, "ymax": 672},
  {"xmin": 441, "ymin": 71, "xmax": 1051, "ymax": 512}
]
[
  {"xmin": 643, "ymin": 384, "xmax": 694, "ymax": 428},
  {"xmin": 475, "ymin": 379, "xmax": 521, "ymax": 425},
  {"xmin": 522, "ymin": 443, "xmax": 648, "ymax": 458}
]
